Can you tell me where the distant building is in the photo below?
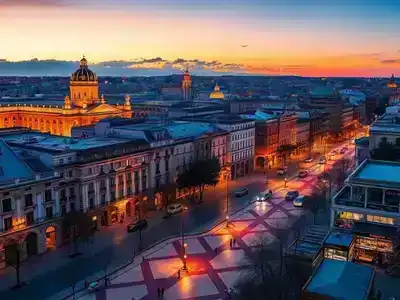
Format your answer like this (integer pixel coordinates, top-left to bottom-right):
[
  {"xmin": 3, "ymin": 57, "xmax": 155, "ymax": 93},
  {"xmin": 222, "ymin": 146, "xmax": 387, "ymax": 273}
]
[
  {"xmin": 0, "ymin": 57, "xmax": 131, "ymax": 136},
  {"xmin": 209, "ymin": 84, "xmax": 225, "ymax": 100},
  {"xmin": 181, "ymin": 68, "xmax": 192, "ymax": 100}
]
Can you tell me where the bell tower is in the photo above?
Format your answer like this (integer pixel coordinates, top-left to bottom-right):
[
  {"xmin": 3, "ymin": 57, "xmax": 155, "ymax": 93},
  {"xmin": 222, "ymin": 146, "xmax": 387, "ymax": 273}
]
[{"xmin": 181, "ymin": 68, "xmax": 192, "ymax": 100}]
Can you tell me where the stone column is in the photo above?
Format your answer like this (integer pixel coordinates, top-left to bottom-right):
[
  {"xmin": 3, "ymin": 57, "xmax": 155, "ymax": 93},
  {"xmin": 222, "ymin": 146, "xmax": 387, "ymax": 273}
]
[
  {"xmin": 55, "ymin": 189, "xmax": 60, "ymax": 217},
  {"xmin": 94, "ymin": 181, "xmax": 100, "ymax": 206},
  {"xmin": 106, "ymin": 177, "xmax": 111, "ymax": 203},
  {"xmin": 364, "ymin": 187, "xmax": 368, "ymax": 208},
  {"xmin": 123, "ymin": 173, "xmax": 127, "ymax": 197},
  {"xmin": 139, "ymin": 169, "xmax": 143, "ymax": 192},
  {"xmin": 115, "ymin": 174, "xmax": 120, "ymax": 199},
  {"xmin": 382, "ymin": 189, "xmax": 386, "ymax": 206},
  {"xmin": 82, "ymin": 185, "xmax": 88, "ymax": 212},
  {"xmin": 15, "ymin": 194, "xmax": 22, "ymax": 219},
  {"xmin": 36, "ymin": 191, "xmax": 44, "ymax": 220}
]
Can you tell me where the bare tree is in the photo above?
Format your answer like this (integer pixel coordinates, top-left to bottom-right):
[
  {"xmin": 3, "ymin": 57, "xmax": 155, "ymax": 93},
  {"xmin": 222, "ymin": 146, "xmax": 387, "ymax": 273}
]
[
  {"xmin": 332, "ymin": 158, "xmax": 352, "ymax": 189},
  {"xmin": 5, "ymin": 241, "xmax": 24, "ymax": 288},
  {"xmin": 235, "ymin": 234, "xmax": 290, "ymax": 300}
]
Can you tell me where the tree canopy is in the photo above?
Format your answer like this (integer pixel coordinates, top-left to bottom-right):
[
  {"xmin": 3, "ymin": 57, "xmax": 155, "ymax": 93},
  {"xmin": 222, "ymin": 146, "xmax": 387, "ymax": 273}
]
[
  {"xmin": 176, "ymin": 157, "xmax": 221, "ymax": 202},
  {"xmin": 277, "ymin": 144, "xmax": 297, "ymax": 165},
  {"xmin": 63, "ymin": 211, "xmax": 94, "ymax": 255},
  {"xmin": 371, "ymin": 140, "xmax": 398, "ymax": 161}
]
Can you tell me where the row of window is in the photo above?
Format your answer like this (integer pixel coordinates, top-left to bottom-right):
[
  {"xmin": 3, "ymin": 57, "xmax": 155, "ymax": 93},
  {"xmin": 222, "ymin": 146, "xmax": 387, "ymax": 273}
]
[
  {"xmin": 231, "ymin": 131, "xmax": 254, "ymax": 141},
  {"xmin": 232, "ymin": 139, "xmax": 253, "ymax": 151},
  {"xmin": 337, "ymin": 211, "xmax": 396, "ymax": 225},
  {"xmin": 232, "ymin": 150, "xmax": 252, "ymax": 162}
]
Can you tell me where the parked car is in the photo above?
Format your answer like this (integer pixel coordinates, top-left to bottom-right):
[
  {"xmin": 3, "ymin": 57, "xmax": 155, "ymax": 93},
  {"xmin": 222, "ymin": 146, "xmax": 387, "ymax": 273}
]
[
  {"xmin": 285, "ymin": 191, "xmax": 299, "ymax": 201},
  {"xmin": 339, "ymin": 148, "xmax": 346, "ymax": 154},
  {"xmin": 319, "ymin": 157, "xmax": 327, "ymax": 164},
  {"xmin": 167, "ymin": 204, "xmax": 184, "ymax": 215},
  {"xmin": 293, "ymin": 195, "xmax": 306, "ymax": 207},
  {"xmin": 277, "ymin": 168, "xmax": 286, "ymax": 176},
  {"xmin": 235, "ymin": 187, "xmax": 249, "ymax": 197},
  {"xmin": 298, "ymin": 170, "xmax": 308, "ymax": 178},
  {"xmin": 330, "ymin": 150, "xmax": 337, "ymax": 156},
  {"xmin": 304, "ymin": 157, "xmax": 313, "ymax": 163},
  {"xmin": 127, "ymin": 219, "xmax": 148, "ymax": 232},
  {"xmin": 255, "ymin": 190, "xmax": 273, "ymax": 202}
]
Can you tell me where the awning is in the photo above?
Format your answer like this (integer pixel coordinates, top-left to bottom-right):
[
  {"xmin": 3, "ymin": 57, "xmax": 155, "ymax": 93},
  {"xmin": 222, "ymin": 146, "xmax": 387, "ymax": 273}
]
[{"xmin": 352, "ymin": 222, "xmax": 400, "ymax": 239}]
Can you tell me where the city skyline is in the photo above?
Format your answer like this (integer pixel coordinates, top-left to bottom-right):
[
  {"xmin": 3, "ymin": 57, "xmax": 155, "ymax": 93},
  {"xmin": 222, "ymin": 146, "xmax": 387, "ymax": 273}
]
[{"xmin": 1, "ymin": 0, "xmax": 400, "ymax": 77}]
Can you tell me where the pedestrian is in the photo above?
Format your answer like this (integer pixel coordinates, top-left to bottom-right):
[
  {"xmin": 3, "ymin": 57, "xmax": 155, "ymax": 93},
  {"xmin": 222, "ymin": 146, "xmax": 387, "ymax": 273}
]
[
  {"xmin": 157, "ymin": 287, "xmax": 161, "ymax": 299},
  {"xmin": 161, "ymin": 287, "xmax": 165, "ymax": 298},
  {"xmin": 229, "ymin": 239, "xmax": 232, "ymax": 248},
  {"xmin": 214, "ymin": 247, "xmax": 218, "ymax": 254},
  {"xmin": 177, "ymin": 269, "xmax": 181, "ymax": 279},
  {"xmin": 142, "ymin": 255, "xmax": 145, "ymax": 262}
]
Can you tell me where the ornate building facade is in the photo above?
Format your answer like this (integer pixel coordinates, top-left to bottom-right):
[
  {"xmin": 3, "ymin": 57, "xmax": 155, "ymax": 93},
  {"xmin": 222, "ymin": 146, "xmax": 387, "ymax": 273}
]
[{"xmin": 0, "ymin": 57, "xmax": 131, "ymax": 136}]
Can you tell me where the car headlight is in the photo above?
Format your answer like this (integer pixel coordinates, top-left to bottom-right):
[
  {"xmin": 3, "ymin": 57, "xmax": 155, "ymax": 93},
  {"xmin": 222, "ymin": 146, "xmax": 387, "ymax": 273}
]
[{"xmin": 256, "ymin": 197, "xmax": 259, "ymax": 200}]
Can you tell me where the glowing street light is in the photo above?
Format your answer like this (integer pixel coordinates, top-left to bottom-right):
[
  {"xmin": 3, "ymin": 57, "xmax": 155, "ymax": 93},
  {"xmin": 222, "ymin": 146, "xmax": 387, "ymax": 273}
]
[{"xmin": 284, "ymin": 177, "xmax": 288, "ymax": 188}]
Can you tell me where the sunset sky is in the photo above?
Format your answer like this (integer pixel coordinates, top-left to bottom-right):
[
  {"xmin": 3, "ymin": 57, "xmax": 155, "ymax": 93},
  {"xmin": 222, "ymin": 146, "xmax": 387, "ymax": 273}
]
[{"xmin": 1, "ymin": 0, "xmax": 400, "ymax": 77}]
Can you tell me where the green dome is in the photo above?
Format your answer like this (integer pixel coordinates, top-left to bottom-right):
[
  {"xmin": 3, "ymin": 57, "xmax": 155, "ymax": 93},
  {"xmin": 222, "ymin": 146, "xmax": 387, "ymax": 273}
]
[{"xmin": 310, "ymin": 86, "xmax": 335, "ymax": 98}]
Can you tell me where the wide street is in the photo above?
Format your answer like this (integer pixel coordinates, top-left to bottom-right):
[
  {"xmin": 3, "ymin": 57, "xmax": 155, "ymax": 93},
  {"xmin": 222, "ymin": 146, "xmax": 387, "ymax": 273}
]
[{"xmin": 0, "ymin": 140, "xmax": 356, "ymax": 300}]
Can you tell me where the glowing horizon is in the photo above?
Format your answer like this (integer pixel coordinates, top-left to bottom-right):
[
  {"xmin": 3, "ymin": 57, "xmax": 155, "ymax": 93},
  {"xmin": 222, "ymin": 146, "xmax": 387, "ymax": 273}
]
[{"xmin": 1, "ymin": 0, "xmax": 400, "ymax": 77}]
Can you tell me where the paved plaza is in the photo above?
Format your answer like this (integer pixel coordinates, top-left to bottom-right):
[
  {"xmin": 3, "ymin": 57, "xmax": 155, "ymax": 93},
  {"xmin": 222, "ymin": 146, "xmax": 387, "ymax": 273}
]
[{"xmin": 77, "ymin": 175, "xmax": 320, "ymax": 300}]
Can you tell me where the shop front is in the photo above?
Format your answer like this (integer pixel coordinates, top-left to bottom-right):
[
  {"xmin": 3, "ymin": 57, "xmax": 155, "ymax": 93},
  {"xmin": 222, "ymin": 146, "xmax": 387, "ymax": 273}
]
[
  {"xmin": 323, "ymin": 231, "xmax": 355, "ymax": 262},
  {"xmin": 352, "ymin": 222, "xmax": 397, "ymax": 264}
]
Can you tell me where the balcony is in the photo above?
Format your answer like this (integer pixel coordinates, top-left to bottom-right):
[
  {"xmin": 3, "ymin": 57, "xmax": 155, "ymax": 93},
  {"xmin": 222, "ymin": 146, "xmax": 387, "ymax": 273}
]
[
  {"xmin": 60, "ymin": 197, "xmax": 68, "ymax": 203},
  {"xmin": 100, "ymin": 187, "xmax": 107, "ymax": 193},
  {"xmin": 69, "ymin": 194, "xmax": 76, "ymax": 200},
  {"xmin": 88, "ymin": 190, "xmax": 95, "ymax": 195}
]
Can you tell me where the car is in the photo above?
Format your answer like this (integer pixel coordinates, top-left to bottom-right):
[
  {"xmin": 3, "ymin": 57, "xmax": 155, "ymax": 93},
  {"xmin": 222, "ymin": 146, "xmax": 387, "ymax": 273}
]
[
  {"xmin": 127, "ymin": 219, "xmax": 148, "ymax": 232},
  {"xmin": 304, "ymin": 157, "xmax": 313, "ymax": 163},
  {"xmin": 277, "ymin": 168, "xmax": 286, "ymax": 176},
  {"xmin": 88, "ymin": 281, "xmax": 100, "ymax": 292},
  {"xmin": 343, "ymin": 145, "xmax": 349, "ymax": 150},
  {"xmin": 339, "ymin": 148, "xmax": 346, "ymax": 154},
  {"xmin": 330, "ymin": 150, "xmax": 337, "ymax": 156},
  {"xmin": 255, "ymin": 190, "xmax": 273, "ymax": 202},
  {"xmin": 285, "ymin": 191, "xmax": 299, "ymax": 201},
  {"xmin": 167, "ymin": 203, "xmax": 184, "ymax": 215},
  {"xmin": 293, "ymin": 195, "xmax": 306, "ymax": 207},
  {"xmin": 298, "ymin": 170, "xmax": 308, "ymax": 178},
  {"xmin": 319, "ymin": 157, "xmax": 327, "ymax": 164},
  {"xmin": 235, "ymin": 187, "xmax": 249, "ymax": 197}
]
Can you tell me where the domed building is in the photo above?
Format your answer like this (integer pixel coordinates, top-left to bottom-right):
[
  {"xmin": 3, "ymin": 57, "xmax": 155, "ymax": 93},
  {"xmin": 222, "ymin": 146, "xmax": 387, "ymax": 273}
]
[
  {"xmin": 209, "ymin": 83, "xmax": 225, "ymax": 100},
  {"xmin": 0, "ymin": 56, "xmax": 132, "ymax": 136}
]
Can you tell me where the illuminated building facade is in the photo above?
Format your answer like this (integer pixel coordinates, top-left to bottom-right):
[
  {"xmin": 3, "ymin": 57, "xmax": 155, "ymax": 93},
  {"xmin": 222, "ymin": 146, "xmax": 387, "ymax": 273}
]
[
  {"xmin": 0, "ymin": 57, "xmax": 131, "ymax": 136},
  {"xmin": 181, "ymin": 68, "xmax": 192, "ymax": 100}
]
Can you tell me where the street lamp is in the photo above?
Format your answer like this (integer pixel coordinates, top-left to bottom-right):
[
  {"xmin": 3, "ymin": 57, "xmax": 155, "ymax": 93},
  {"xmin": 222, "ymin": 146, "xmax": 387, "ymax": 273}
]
[
  {"xmin": 284, "ymin": 177, "xmax": 288, "ymax": 188},
  {"xmin": 225, "ymin": 164, "xmax": 231, "ymax": 227},
  {"xmin": 181, "ymin": 207, "xmax": 188, "ymax": 271}
]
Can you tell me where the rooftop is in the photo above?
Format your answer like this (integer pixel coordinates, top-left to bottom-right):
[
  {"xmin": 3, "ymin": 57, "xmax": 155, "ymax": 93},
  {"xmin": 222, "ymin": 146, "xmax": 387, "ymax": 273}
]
[
  {"xmin": 324, "ymin": 231, "xmax": 354, "ymax": 248},
  {"xmin": 1, "ymin": 132, "xmax": 144, "ymax": 153},
  {"xmin": 285, "ymin": 226, "xmax": 330, "ymax": 260},
  {"xmin": 0, "ymin": 140, "xmax": 34, "ymax": 184},
  {"xmin": 349, "ymin": 159, "xmax": 400, "ymax": 187},
  {"xmin": 304, "ymin": 259, "xmax": 374, "ymax": 300}
]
